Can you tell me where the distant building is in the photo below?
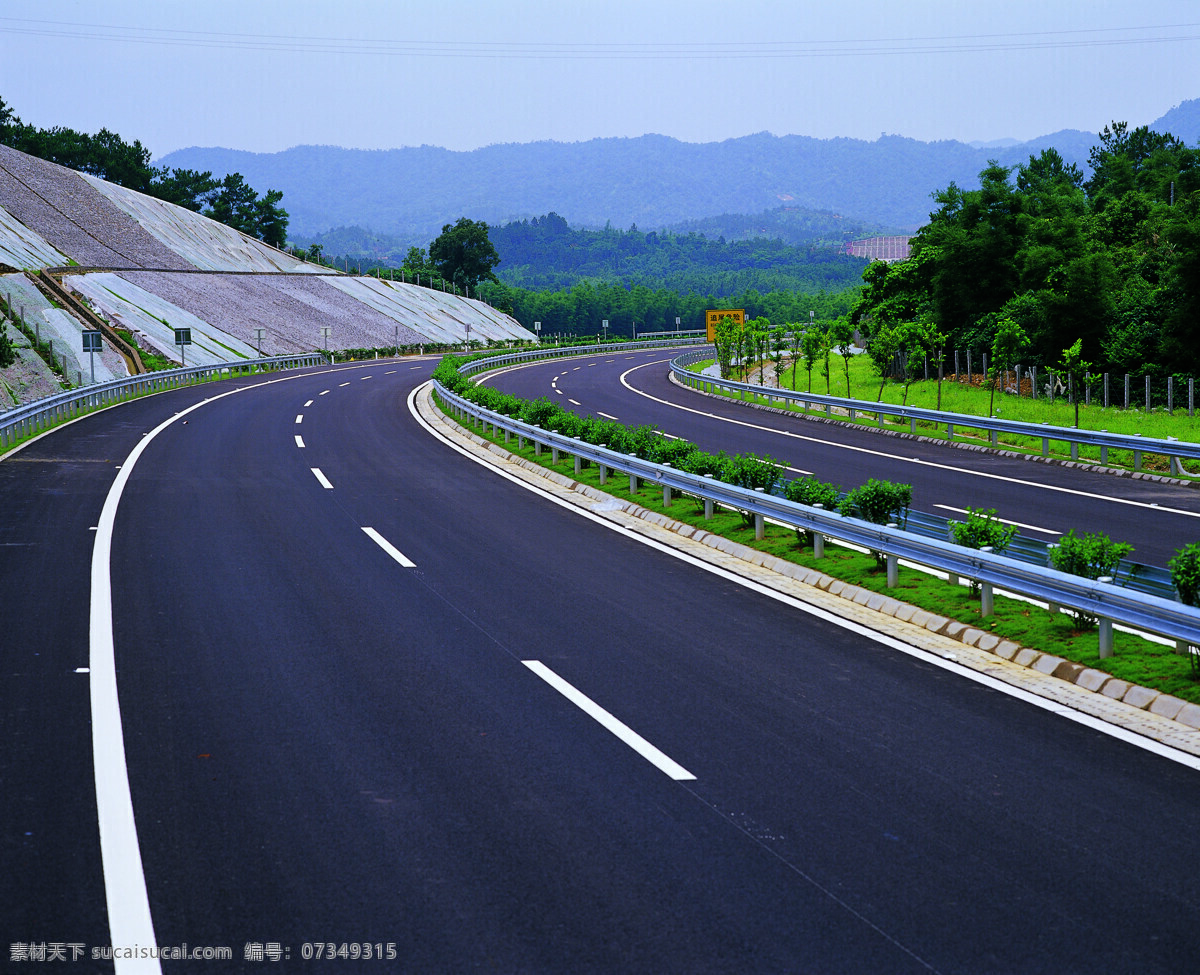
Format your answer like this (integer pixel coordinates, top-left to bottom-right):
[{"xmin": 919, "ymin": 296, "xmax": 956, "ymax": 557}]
[{"xmin": 844, "ymin": 236, "xmax": 912, "ymax": 262}]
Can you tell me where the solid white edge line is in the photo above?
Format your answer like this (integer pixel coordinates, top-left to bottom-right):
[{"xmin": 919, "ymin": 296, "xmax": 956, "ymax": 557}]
[
  {"xmin": 362, "ymin": 526, "xmax": 416, "ymax": 567},
  {"xmin": 90, "ymin": 393, "xmax": 250, "ymax": 971},
  {"xmin": 311, "ymin": 467, "xmax": 333, "ymax": 489},
  {"xmin": 410, "ymin": 382, "xmax": 1200, "ymax": 773},
  {"xmin": 522, "ymin": 660, "xmax": 696, "ymax": 781},
  {"xmin": 82, "ymin": 363, "xmax": 376, "ymax": 971}
]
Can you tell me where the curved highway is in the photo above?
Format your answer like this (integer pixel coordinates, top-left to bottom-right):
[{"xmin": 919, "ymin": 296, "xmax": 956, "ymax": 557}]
[
  {"xmin": 2, "ymin": 356, "xmax": 1199, "ymax": 973},
  {"xmin": 483, "ymin": 347, "xmax": 1200, "ymax": 569}
]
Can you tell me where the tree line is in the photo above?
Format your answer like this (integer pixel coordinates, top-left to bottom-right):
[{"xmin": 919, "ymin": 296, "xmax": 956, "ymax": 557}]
[
  {"xmin": 0, "ymin": 96, "xmax": 288, "ymax": 248},
  {"xmin": 851, "ymin": 121, "xmax": 1200, "ymax": 380}
]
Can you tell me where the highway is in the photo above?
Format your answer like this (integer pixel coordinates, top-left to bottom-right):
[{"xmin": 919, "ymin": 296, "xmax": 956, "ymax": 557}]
[
  {"xmin": 483, "ymin": 347, "xmax": 1200, "ymax": 569},
  {"xmin": 3, "ymin": 354, "xmax": 1199, "ymax": 973}
]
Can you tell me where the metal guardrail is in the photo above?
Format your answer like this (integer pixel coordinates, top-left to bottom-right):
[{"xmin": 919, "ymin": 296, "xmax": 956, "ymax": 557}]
[
  {"xmin": 0, "ymin": 353, "xmax": 325, "ymax": 449},
  {"xmin": 435, "ymin": 377, "xmax": 1200, "ymax": 656},
  {"xmin": 670, "ymin": 348, "xmax": 1200, "ymax": 473}
]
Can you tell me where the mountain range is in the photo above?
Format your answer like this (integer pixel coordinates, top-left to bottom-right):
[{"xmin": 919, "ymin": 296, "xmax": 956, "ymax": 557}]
[{"xmin": 157, "ymin": 98, "xmax": 1200, "ymax": 245}]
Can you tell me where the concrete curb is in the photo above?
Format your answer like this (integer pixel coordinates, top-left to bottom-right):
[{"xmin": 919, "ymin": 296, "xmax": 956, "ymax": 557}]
[{"xmin": 421, "ymin": 388, "xmax": 1200, "ymax": 756}]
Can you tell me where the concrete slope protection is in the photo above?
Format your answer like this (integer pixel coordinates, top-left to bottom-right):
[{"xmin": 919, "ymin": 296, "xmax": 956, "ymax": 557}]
[
  {"xmin": 2, "ymin": 356, "xmax": 1198, "ymax": 972},
  {"xmin": 0, "ymin": 143, "xmax": 528, "ymax": 379}
]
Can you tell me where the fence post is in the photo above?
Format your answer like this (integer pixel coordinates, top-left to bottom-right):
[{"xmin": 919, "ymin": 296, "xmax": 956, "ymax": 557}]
[
  {"xmin": 1124, "ymin": 373, "xmax": 1130, "ymax": 409},
  {"xmin": 1146, "ymin": 375, "xmax": 1151, "ymax": 411}
]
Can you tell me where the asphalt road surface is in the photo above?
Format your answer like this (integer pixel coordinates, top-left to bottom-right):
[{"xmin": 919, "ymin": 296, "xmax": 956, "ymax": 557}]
[{"xmin": 3, "ymin": 355, "xmax": 1199, "ymax": 973}]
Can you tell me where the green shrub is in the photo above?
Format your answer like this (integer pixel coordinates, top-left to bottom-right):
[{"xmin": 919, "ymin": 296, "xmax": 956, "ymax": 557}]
[
  {"xmin": 1049, "ymin": 529, "xmax": 1135, "ymax": 627},
  {"xmin": 784, "ymin": 476, "xmax": 842, "ymax": 547},
  {"xmin": 719, "ymin": 453, "xmax": 783, "ymax": 526},
  {"xmin": 950, "ymin": 507, "xmax": 1018, "ymax": 552},
  {"xmin": 519, "ymin": 397, "xmax": 561, "ymax": 428},
  {"xmin": 1169, "ymin": 542, "xmax": 1200, "ymax": 607},
  {"xmin": 949, "ymin": 507, "xmax": 1018, "ymax": 594},
  {"xmin": 838, "ymin": 479, "xmax": 912, "ymax": 527}
]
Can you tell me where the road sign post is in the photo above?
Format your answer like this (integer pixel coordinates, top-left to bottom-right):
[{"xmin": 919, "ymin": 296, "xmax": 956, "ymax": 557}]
[
  {"xmin": 174, "ymin": 327, "xmax": 192, "ymax": 366},
  {"xmin": 82, "ymin": 330, "xmax": 102, "ymax": 383}
]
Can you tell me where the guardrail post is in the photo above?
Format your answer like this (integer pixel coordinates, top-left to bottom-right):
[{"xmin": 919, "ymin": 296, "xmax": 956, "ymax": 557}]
[
  {"xmin": 1041, "ymin": 423, "xmax": 1050, "ymax": 457},
  {"xmin": 1132, "ymin": 434, "xmax": 1142, "ymax": 472},
  {"xmin": 629, "ymin": 472, "xmax": 638, "ymax": 495},
  {"xmin": 702, "ymin": 474, "xmax": 713, "ymax": 519},
  {"xmin": 1045, "ymin": 544, "xmax": 1061, "ymax": 616},
  {"xmin": 598, "ymin": 447, "xmax": 608, "ymax": 485},
  {"xmin": 946, "ymin": 421, "xmax": 954, "ymax": 442},
  {"xmin": 754, "ymin": 487, "xmax": 765, "ymax": 540},
  {"xmin": 534, "ymin": 438, "xmax": 542, "ymax": 457},
  {"xmin": 573, "ymin": 439, "xmax": 583, "ymax": 476},
  {"xmin": 885, "ymin": 524, "xmax": 899, "ymax": 586},
  {"xmin": 550, "ymin": 434, "xmax": 559, "ymax": 464},
  {"xmin": 980, "ymin": 546, "xmax": 994, "ymax": 615},
  {"xmin": 661, "ymin": 464, "xmax": 673, "ymax": 507},
  {"xmin": 1070, "ymin": 440, "xmax": 1078, "ymax": 461},
  {"xmin": 943, "ymin": 525, "xmax": 960, "ymax": 587},
  {"xmin": 811, "ymin": 505, "xmax": 825, "ymax": 557},
  {"xmin": 1098, "ymin": 576, "xmax": 1115, "ymax": 657}
]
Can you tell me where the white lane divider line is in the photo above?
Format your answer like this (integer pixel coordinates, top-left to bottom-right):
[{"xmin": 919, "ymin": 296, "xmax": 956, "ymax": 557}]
[
  {"xmin": 385, "ymin": 370, "xmax": 397, "ymax": 375},
  {"xmin": 362, "ymin": 527, "xmax": 416, "ymax": 567},
  {"xmin": 304, "ymin": 399, "xmax": 313, "ymax": 407},
  {"xmin": 319, "ymin": 389, "xmax": 330, "ymax": 395},
  {"xmin": 294, "ymin": 435, "xmax": 305, "ymax": 448},
  {"xmin": 361, "ymin": 375, "xmax": 372, "ymax": 380},
  {"xmin": 521, "ymin": 660, "xmax": 696, "ymax": 781},
  {"xmin": 568, "ymin": 399, "xmax": 581, "ymax": 406},
  {"xmin": 339, "ymin": 382, "xmax": 351, "ymax": 387},
  {"xmin": 295, "ymin": 414, "xmax": 303, "ymax": 424},
  {"xmin": 311, "ymin": 467, "xmax": 334, "ymax": 489},
  {"xmin": 598, "ymin": 411, "xmax": 619, "ymax": 420}
]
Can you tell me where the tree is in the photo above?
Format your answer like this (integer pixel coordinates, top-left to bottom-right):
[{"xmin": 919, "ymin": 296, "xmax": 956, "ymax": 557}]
[
  {"xmin": 254, "ymin": 188, "xmax": 289, "ymax": 249},
  {"xmin": 987, "ymin": 317, "xmax": 1029, "ymax": 416},
  {"xmin": 1058, "ymin": 338, "xmax": 1093, "ymax": 428},
  {"xmin": 801, "ymin": 329, "xmax": 823, "ymax": 392},
  {"xmin": 429, "ymin": 217, "xmax": 500, "ymax": 291},
  {"xmin": 150, "ymin": 167, "xmax": 219, "ymax": 211},
  {"xmin": 828, "ymin": 317, "xmax": 855, "ymax": 396}
]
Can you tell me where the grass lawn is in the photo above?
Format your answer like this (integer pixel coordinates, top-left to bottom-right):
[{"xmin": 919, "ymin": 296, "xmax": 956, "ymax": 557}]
[{"xmin": 447, "ymin": 400, "xmax": 1200, "ymax": 705}]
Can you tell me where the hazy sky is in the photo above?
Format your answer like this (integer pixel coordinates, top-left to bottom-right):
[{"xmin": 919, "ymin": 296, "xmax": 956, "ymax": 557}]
[{"xmin": 3, "ymin": 1, "xmax": 1197, "ymax": 158}]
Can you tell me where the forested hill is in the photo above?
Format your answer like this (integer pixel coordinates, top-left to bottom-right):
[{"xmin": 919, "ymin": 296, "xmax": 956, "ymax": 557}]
[
  {"xmin": 156, "ymin": 99, "xmax": 1199, "ymax": 239},
  {"xmin": 488, "ymin": 212, "xmax": 868, "ymax": 294}
]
